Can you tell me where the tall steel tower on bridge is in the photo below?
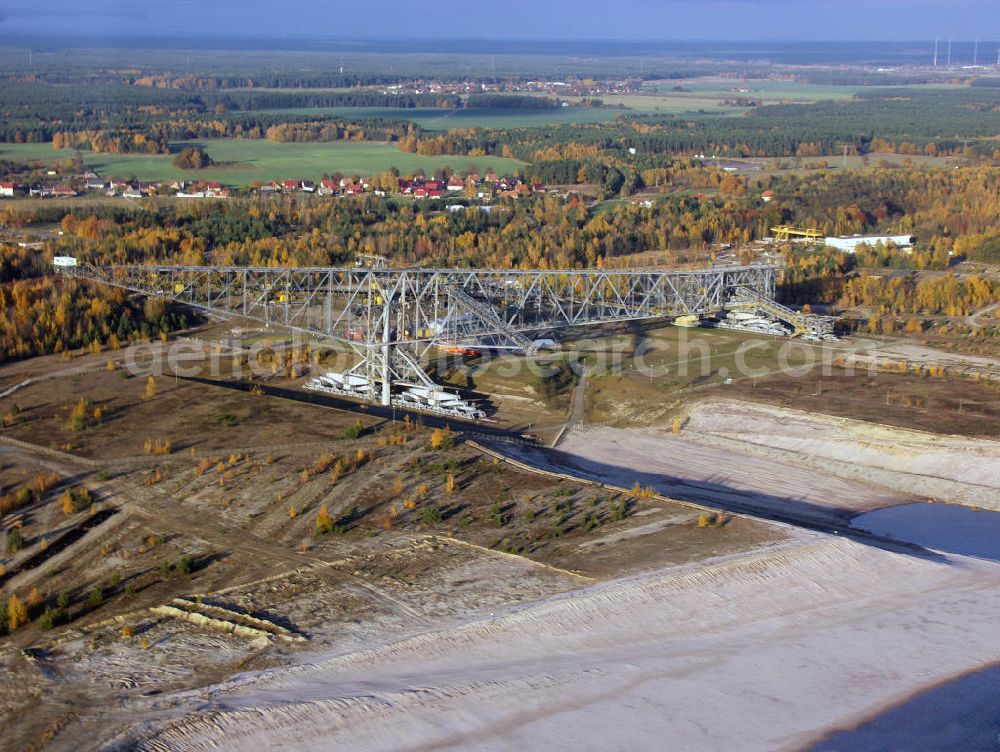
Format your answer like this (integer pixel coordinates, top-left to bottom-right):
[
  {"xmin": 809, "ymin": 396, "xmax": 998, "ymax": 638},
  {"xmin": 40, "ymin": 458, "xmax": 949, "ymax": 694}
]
[{"xmin": 59, "ymin": 260, "xmax": 828, "ymax": 419}]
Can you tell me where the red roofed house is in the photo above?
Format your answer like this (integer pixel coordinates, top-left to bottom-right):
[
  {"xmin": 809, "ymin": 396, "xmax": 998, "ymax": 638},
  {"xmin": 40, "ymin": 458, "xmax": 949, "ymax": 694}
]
[
  {"xmin": 446, "ymin": 176, "xmax": 465, "ymax": 191},
  {"xmin": 204, "ymin": 181, "xmax": 228, "ymax": 197},
  {"xmin": 0, "ymin": 181, "xmax": 16, "ymax": 197},
  {"xmin": 282, "ymin": 179, "xmax": 300, "ymax": 193}
]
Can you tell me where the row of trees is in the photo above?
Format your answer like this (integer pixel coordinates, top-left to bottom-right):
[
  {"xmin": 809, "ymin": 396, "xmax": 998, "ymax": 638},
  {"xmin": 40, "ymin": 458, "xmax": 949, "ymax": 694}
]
[
  {"xmin": 2, "ymin": 165, "xmax": 997, "ymax": 340},
  {"xmin": 6, "ymin": 166, "xmax": 997, "ymax": 274},
  {"xmin": 51, "ymin": 130, "xmax": 169, "ymax": 155},
  {"xmin": 392, "ymin": 89, "xmax": 1000, "ymax": 163},
  {"xmin": 839, "ymin": 274, "xmax": 997, "ymax": 317},
  {"xmin": 0, "ymin": 82, "xmax": 455, "ymax": 139}
]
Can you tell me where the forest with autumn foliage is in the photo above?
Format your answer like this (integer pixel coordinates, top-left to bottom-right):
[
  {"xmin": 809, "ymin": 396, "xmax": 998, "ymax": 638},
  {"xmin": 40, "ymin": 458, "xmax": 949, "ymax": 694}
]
[
  {"xmin": 0, "ymin": 277, "xmax": 190, "ymax": 363},
  {"xmin": 2, "ymin": 46, "xmax": 1000, "ymax": 362},
  {"xmin": 1, "ymin": 159, "xmax": 999, "ymax": 362}
]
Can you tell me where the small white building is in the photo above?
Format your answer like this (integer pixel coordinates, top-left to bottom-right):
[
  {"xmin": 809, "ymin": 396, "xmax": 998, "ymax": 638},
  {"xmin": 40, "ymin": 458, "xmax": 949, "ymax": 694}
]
[{"xmin": 825, "ymin": 234, "xmax": 915, "ymax": 253}]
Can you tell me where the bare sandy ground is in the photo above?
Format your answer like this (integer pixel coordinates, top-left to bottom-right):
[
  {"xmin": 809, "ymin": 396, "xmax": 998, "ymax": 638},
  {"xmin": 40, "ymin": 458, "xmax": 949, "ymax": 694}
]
[
  {"xmin": 112, "ymin": 533, "xmax": 1000, "ymax": 751},
  {"xmin": 682, "ymin": 399, "xmax": 1000, "ymax": 510},
  {"xmin": 548, "ymin": 399, "xmax": 1000, "ymax": 519},
  {"xmin": 96, "ymin": 400, "xmax": 1000, "ymax": 751},
  {"xmin": 552, "ymin": 429, "xmax": 906, "ymax": 526},
  {"xmin": 845, "ymin": 339, "xmax": 1000, "ymax": 380}
]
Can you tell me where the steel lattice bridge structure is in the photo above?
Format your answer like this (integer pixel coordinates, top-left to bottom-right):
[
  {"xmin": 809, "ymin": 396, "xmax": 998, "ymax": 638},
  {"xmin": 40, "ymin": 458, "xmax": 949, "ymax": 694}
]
[{"xmin": 59, "ymin": 260, "xmax": 826, "ymax": 420}]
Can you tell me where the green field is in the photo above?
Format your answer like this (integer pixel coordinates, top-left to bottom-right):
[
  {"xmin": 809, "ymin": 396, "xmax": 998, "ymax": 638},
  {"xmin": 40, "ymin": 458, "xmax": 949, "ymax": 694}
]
[
  {"xmin": 0, "ymin": 139, "xmax": 525, "ymax": 185},
  {"xmin": 642, "ymin": 77, "xmax": 866, "ymax": 101},
  {"xmin": 562, "ymin": 94, "xmax": 743, "ymax": 115},
  {"xmin": 258, "ymin": 105, "xmax": 625, "ymax": 130}
]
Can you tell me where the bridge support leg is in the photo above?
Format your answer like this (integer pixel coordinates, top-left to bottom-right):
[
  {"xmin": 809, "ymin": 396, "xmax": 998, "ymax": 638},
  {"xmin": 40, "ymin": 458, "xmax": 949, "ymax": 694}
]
[{"xmin": 381, "ymin": 306, "xmax": 392, "ymax": 407}]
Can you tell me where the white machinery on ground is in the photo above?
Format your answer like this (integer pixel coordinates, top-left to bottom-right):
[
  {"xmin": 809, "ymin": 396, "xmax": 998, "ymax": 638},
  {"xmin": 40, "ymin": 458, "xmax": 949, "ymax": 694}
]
[{"xmin": 305, "ymin": 368, "xmax": 486, "ymax": 420}]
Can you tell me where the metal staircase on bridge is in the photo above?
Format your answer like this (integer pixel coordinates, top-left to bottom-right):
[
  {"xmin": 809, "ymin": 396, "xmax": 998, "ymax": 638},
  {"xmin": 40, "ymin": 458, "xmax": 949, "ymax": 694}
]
[
  {"xmin": 728, "ymin": 287, "xmax": 836, "ymax": 340},
  {"xmin": 445, "ymin": 286, "xmax": 538, "ymax": 355}
]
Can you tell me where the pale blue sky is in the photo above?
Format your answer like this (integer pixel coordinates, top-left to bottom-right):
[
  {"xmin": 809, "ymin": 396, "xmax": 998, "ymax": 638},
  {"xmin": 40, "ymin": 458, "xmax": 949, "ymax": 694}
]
[{"xmin": 0, "ymin": 0, "xmax": 996, "ymax": 42}]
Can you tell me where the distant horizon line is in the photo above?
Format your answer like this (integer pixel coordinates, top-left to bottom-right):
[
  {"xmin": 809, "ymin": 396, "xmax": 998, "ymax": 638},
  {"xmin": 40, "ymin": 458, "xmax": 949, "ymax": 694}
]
[{"xmin": 0, "ymin": 34, "xmax": 995, "ymax": 46}]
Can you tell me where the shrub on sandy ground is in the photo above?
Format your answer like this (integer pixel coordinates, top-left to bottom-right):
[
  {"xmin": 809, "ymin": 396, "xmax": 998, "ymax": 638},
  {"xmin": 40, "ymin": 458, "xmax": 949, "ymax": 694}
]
[
  {"xmin": 430, "ymin": 427, "xmax": 453, "ymax": 450},
  {"xmin": 143, "ymin": 438, "xmax": 171, "ymax": 455},
  {"xmin": 7, "ymin": 593, "xmax": 28, "ymax": 632},
  {"xmin": 1, "ymin": 486, "xmax": 34, "ymax": 515},
  {"xmin": 315, "ymin": 504, "xmax": 334, "ymax": 535},
  {"xmin": 6, "ymin": 527, "xmax": 24, "ymax": 555},
  {"xmin": 60, "ymin": 487, "xmax": 92, "ymax": 515},
  {"xmin": 342, "ymin": 419, "xmax": 363, "ymax": 440},
  {"xmin": 26, "ymin": 587, "xmax": 43, "ymax": 614}
]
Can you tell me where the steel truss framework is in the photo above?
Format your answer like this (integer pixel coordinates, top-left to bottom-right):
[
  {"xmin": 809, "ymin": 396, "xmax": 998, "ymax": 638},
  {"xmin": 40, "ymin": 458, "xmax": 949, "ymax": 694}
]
[{"xmin": 62, "ymin": 263, "xmax": 778, "ymax": 405}]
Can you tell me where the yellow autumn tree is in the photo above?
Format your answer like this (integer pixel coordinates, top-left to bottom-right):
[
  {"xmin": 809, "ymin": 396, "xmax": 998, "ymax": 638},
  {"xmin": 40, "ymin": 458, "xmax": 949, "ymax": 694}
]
[
  {"xmin": 7, "ymin": 593, "xmax": 28, "ymax": 632},
  {"xmin": 315, "ymin": 503, "xmax": 334, "ymax": 534},
  {"xmin": 61, "ymin": 490, "xmax": 75, "ymax": 515}
]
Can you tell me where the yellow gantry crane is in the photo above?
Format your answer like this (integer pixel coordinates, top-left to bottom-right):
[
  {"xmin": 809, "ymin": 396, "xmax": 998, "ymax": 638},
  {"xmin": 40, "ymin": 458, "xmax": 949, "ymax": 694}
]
[{"xmin": 771, "ymin": 225, "xmax": 823, "ymax": 243}]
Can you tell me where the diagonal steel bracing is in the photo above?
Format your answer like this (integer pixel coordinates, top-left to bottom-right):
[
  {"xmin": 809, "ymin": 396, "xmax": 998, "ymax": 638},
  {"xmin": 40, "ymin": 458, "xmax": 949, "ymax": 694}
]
[{"xmin": 60, "ymin": 262, "xmax": 779, "ymax": 406}]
